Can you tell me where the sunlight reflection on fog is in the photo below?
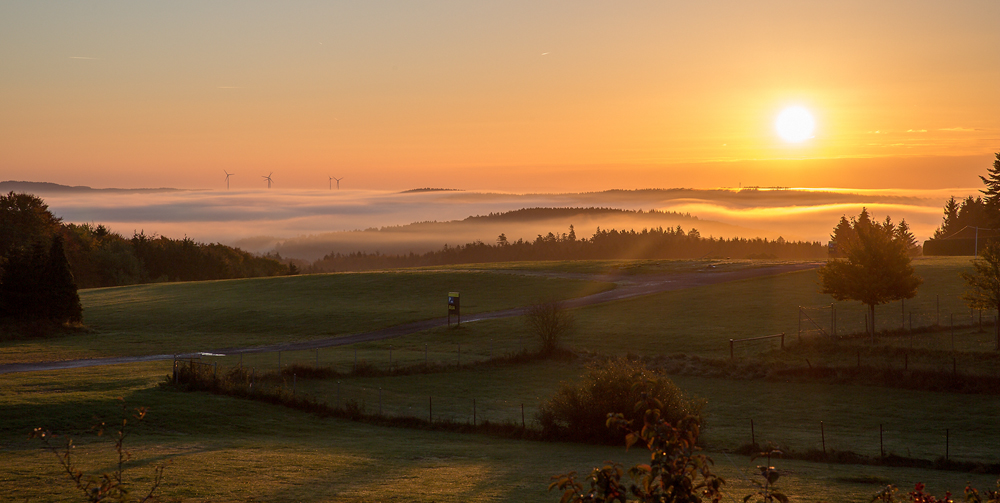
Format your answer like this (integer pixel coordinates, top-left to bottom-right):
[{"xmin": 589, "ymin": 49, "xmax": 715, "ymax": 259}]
[{"xmin": 35, "ymin": 187, "xmax": 976, "ymax": 261}]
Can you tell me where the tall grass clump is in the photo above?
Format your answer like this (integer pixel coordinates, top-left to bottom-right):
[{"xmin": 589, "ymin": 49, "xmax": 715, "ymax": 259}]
[{"xmin": 537, "ymin": 356, "xmax": 704, "ymax": 444}]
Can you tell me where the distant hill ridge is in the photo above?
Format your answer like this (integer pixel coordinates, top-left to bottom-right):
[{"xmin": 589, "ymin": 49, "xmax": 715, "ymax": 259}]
[
  {"xmin": 463, "ymin": 207, "xmax": 697, "ymax": 223},
  {"xmin": 0, "ymin": 181, "xmax": 181, "ymax": 193}
]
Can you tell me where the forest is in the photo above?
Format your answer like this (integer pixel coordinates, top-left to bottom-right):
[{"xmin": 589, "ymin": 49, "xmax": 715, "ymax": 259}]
[
  {"xmin": 0, "ymin": 192, "xmax": 294, "ymax": 296},
  {"xmin": 307, "ymin": 223, "xmax": 826, "ymax": 273}
]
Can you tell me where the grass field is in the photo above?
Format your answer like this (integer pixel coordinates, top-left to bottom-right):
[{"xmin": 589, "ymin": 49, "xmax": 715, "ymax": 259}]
[
  {"xmin": 3, "ymin": 362, "xmax": 997, "ymax": 503},
  {"xmin": 3, "ymin": 257, "xmax": 997, "ymax": 502},
  {"xmin": 0, "ymin": 270, "xmax": 613, "ymax": 364}
]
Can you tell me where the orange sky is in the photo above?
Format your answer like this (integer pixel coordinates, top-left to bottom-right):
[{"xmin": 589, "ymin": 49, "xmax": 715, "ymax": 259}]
[{"xmin": 1, "ymin": 1, "xmax": 998, "ymax": 192}]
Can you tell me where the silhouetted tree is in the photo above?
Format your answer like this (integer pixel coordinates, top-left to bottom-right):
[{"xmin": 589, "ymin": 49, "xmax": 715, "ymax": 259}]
[
  {"xmin": 934, "ymin": 197, "xmax": 961, "ymax": 239},
  {"xmin": 0, "ymin": 243, "xmax": 45, "ymax": 320},
  {"xmin": 42, "ymin": 235, "xmax": 82, "ymax": 323},
  {"xmin": 818, "ymin": 209, "xmax": 922, "ymax": 338},
  {"xmin": 895, "ymin": 219, "xmax": 919, "ymax": 256},
  {"xmin": 0, "ymin": 192, "xmax": 62, "ymax": 255},
  {"xmin": 980, "ymin": 152, "xmax": 1000, "ymax": 226}
]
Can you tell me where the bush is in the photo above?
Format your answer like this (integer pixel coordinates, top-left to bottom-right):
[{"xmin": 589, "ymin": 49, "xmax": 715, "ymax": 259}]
[{"xmin": 537, "ymin": 356, "xmax": 704, "ymax": 444}]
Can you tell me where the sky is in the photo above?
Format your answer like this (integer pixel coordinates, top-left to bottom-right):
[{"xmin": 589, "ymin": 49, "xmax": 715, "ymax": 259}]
[{"xmin": 2, "ymin": 1, "xmax": 998, "ymax": 192}]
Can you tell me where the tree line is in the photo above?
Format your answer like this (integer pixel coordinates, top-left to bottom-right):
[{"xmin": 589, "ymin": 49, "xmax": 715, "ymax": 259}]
[
  {"xmin": 930, "ymin": 152, "xmax": 1000, "ymax": 239},
  {"xmin": 307, "ymin": 224, "xmax": 826, "ymax": 272},
  {"xmin": 0, "ymin": 192, "xmax": 294, "ymax": 326}
]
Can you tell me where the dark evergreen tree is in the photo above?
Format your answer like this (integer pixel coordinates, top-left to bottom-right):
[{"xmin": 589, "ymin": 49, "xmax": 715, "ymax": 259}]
[
  {"xmin": 895, "ymin": 218, "xmax": 919, "ymax": 256},
  {"xmin": 0, "ymin": 243, "xmax": 46, "ymax": 320},
  {"xmin": 42, "ymin": 235, "xmax": 82, "ymax": 323},
  {"xmin": 980, "ymin": 152, "xmax": 1000, "ymax": 226},
  {"xmin": 934, "ymin": 196, "xmax": 961, "ymax": 238}
]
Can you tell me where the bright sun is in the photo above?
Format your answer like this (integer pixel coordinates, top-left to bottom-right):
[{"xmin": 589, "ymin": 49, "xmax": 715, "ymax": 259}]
[{"xmin": 775, "ymin": 106, "xmax": 815, "ymax": 143}]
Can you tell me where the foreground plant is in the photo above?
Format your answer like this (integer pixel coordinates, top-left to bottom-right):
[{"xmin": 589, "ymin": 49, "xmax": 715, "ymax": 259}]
[
  {"xmin": 550, "ymin": 392, "xmax": 722, "ymax": 503},
  {"xmin": 744, "ymin": 446, "xmax": 787, "ymax": 503},
  {"xmin": 30, "ymin": 398, "xmax": 167, "ymax": 502}
]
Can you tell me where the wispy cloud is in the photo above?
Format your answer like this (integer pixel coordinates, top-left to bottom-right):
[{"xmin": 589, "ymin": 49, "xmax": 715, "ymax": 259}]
[
  {"xmin": 906, "ymin": 129, "xmax": 927, "ymax": 133},
  {"xmin": 939, "ymin": 127, "xmax": 977, "ymax": 132}
]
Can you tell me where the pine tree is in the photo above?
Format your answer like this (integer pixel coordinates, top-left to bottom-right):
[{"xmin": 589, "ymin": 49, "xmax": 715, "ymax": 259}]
[
  {"xmin": 980, "ymin": 152, "xmax": 1000, "ymax": 226},
  {"xmin": 896, "ymin": 219, "xmax": 919, "ymax": 256},
  {"xmin": 934, "ymin": 196, "xmax": 960, "ymax": 238},
  {"xmin": 43, "ymin": 235, "xmax": 82, "ymax": 323}
]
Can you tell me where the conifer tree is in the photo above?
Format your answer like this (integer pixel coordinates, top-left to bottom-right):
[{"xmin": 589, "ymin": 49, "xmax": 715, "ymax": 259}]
[
  {"xmin": 934, "ymin": 196, "xmax": 960, "ymax": 238},
  {"xmin": 980, "ymin": 152, "xmax": 1000, "ymax": 226},
  {"xmin": 43, "ymin": 235, "xmax": 82, "ymax": 323}
]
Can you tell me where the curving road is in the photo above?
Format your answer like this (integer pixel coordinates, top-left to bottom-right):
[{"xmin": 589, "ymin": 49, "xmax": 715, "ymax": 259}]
[{"xmin": 0, "ymin": 263, "xmax": 820, "ymax": 374}]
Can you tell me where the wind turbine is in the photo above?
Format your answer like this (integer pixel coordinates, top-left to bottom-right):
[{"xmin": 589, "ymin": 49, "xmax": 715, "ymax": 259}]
[
  {"xmin": 262, "ymin": 172, "xmax": 273, "ymax": 189},
  {"xmin": 328, "ymin": 175, "xmax": 333, "ymax": 190},
  {"xmin": 224, "ymin": 170, "xmax": 234, "ymax": 190},
  {"xmin": 333, "ymin": 176, "xmax": 343, "ymax": 190}
]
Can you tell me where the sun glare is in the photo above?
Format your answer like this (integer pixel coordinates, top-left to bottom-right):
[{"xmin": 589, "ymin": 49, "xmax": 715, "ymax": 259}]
[{"xmin": 775, "ymin": 106, "xmax": 815, "ymax": 143}]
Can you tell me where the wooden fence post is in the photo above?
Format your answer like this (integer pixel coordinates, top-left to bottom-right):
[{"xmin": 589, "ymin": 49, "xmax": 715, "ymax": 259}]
[
  {"xmin": 729, "ymin": 339, "xmax": 734, "ymax": 359},
  {"xmin": 821, "ymin": 421, "xmax": 826, "ymax": 455},
  {"xmin": 880, "ymin": 424, "xmax": 884, "ymax": 458},
  {"xmin": 797, "ymin": 306, "xmax": 802, "ymax": 341}
]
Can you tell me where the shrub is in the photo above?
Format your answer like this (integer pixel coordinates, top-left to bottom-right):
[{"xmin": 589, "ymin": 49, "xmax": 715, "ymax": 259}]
[{"xmin": 537, "ymin": 356, "xmax": 703, "ymax": 444}]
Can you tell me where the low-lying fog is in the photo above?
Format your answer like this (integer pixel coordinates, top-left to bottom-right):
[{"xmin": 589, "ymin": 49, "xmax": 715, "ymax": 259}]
[{"xmin": 24, "ymin": 186, "xmax": 976, "ymax": 262}]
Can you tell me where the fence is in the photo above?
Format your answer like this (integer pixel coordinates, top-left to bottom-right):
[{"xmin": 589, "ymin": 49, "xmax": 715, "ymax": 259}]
[
  {"xmin": 171, "ymin": 357, "xmax": 536, "ymax": 428},
  {"xmin": 729, "ymin": 333, "xmax": 784, "ymax": 359},
  {"xmin": 798, "ymin": 300, "xmax": 997, "ymax": 346},
  {"xmin": 738, "ymin": 417, "xmax": 994, "ymax": 467},
  {"xmin": 170, "ymin": 356, "xmax": 1000, "ymax": 467}
]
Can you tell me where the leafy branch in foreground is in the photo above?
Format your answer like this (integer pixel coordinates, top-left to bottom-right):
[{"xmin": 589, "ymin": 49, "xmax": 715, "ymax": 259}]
[
  {"xmin": 30, "ymin": 398, "xmax": 167, "ymax": 502},
  {"xmin": 550, "ymin": 393, "xmax": 722, "ymax": 503}
]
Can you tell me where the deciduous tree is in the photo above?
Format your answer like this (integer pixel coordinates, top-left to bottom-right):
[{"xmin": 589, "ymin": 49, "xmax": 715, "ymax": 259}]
[{"xmin": 818, "ymin": 209, "xmax": 922, "ymax": 338}]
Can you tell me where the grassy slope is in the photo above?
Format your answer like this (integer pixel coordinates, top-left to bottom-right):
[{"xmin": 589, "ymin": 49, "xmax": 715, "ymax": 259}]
[{"xmin": 0, "ymin": 270, "xmax": 612, "ymax": 364}]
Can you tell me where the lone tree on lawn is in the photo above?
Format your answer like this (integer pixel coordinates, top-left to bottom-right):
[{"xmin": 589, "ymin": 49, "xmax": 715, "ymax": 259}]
[
  {"xmin": 961, "ymin": 239, "xmax": 1000, "ymax": 350},
  {"xmin": 819, "ymin": 208, "xmax": 922, "ymax": 339}
]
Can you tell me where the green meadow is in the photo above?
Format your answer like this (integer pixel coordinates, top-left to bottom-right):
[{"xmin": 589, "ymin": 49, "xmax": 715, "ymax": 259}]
[{"xmin": 3, "ymin": 257, "xmax": 999, "ymax": 502}]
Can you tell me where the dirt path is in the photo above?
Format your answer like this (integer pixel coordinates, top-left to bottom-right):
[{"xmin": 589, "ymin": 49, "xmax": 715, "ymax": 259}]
[{"xmin": 0, "ymin": 263, "xmax": 819, "ymax": 374}]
